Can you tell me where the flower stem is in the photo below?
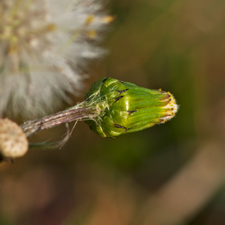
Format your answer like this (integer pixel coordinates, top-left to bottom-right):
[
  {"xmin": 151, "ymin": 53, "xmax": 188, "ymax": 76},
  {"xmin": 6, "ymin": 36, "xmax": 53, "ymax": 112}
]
[{"xmin": 20, "ymin": 104, "xmax": 96, "ymax": 137}]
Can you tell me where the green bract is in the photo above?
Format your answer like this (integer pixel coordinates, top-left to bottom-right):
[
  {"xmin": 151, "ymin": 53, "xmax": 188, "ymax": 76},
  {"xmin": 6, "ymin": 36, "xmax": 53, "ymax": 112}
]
[{"xmin": 85, "ymin": 77, "xmax": 178, "ymax": 137}]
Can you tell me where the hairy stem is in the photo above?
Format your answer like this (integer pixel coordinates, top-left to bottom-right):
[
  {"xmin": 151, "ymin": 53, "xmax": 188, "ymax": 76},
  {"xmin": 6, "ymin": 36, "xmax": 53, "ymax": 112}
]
[{"xmin": 20, "ymin": 104, "xmax": 96, "ymax": 137}]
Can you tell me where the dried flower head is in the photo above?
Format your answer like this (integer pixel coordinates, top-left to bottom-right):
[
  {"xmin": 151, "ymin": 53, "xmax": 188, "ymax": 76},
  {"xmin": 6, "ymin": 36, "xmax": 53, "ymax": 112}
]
[
  {"xmin": 0, "ymin": 0, "xmax": 112, "ymax": 118},
  {"xmin": 0, "ymin": 118, "xmax": 28, "ymax": 158}
]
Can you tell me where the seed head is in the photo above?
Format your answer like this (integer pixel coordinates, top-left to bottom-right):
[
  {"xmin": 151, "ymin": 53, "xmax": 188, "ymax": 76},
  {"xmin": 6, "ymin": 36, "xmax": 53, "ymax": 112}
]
[
  {"xmin": 0, "ymin": 118, "xmax": 28, "ymax": 158},
  {"xmin": 0, "ymin": 0, "xmax": 112, "ymax": 118}
]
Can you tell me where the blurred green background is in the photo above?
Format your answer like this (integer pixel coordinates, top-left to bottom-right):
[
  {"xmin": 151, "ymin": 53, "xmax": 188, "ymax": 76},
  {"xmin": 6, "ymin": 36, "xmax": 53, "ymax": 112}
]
[{"xmin": 1, "ymin": 0, "xmax": 225, "ymax": 224}]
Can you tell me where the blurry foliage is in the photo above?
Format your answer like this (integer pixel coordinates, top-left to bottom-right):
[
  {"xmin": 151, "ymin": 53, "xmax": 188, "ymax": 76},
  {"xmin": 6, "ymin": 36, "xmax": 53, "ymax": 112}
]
[{"xmin": 1, "ymin": 0, "xmax": 225, "ymax": 225}]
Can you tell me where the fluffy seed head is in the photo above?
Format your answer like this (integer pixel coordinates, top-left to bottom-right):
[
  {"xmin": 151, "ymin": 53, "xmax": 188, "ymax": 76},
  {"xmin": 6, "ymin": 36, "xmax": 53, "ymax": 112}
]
[
  {"xmin": 0, "ymin": 118, "xmax": 28, "ymax": 158},
  {"xmin": 0, "ymin": 0, "xmax": 112, "ymax": 118}
]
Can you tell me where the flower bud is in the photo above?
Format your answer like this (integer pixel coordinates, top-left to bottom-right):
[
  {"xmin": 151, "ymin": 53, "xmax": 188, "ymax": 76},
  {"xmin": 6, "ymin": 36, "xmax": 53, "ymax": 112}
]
[{"xmin": 85, "ymin": 77, "xmax": 178, "ymax": 137}]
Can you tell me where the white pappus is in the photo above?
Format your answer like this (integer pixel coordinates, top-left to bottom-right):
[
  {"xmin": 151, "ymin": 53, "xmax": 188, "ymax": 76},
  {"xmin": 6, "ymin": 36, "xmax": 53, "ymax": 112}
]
[{"xmin": 0, "ymin": 0, "xmax": 113, "ymax": 118}]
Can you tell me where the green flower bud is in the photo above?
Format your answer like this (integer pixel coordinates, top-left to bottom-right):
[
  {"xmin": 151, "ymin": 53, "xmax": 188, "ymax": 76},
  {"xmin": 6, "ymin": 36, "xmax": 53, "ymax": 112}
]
[{"xmin": 85, "ymin": 77, "xmax": 178, "ymax": 137}]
